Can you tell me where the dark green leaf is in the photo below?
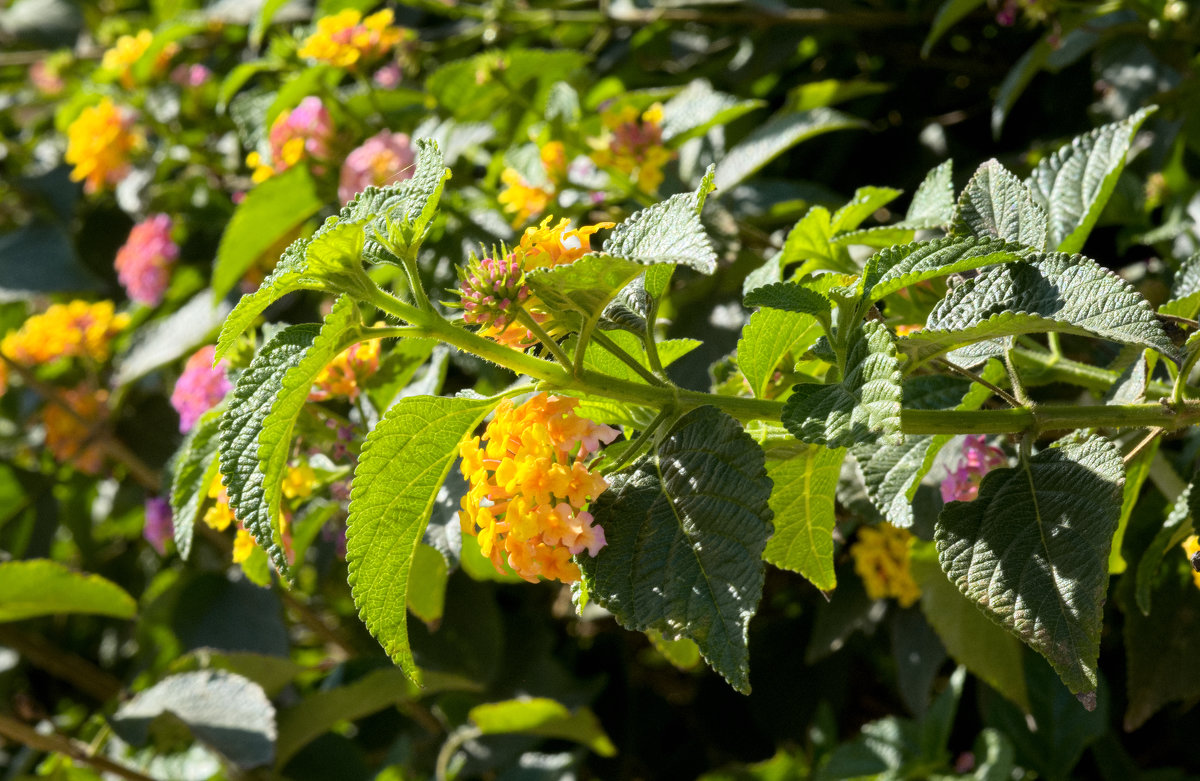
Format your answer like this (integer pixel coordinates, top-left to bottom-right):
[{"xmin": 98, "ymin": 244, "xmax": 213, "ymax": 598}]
[
  {"xmin": 170, "ymin": 411, "xmax": 222, "ymax": 561},
  {"xmin": 865, "ymin": 236, "xmax": 1027, "ymax": 302},
  {"xmin": 1162, "ymin": 251, "xmax": 1200, "ymax": 319},
  {"xmin": 0, "ymin": 219, "xmax": 100, "ymax": 301},
  {"xmin": 902, "ymin": 159, "xmax": 956, "ymax": 229},
  {"xmin": 580, "ymin": 407, "xmax": 773, "ymax": 693},
  {"xmin": 922, "ymin": 0, "xmax": 986, "ymax": 56},
  {"xmin": 0, "ymin": 559, "xmax": 136, "ymax": 622},
  {"xmin": 714, "ymin": 108, "xmax": 865, "ymax": 193},
  {"xmin": 602, "ymin": 167, "xmax": 717, "ymax": 273},
  {"xmin": 952, "ymin": 160, "xmax": 1048, "ymax": 250},
  {"xmin": 1134, "ymin": 478, "xmax": 1194, "ymax": 615},
  {"xmin": 935, "ymin": 435, "xmax": 1123, "ymax": 699},
  {"xmin": 991, "ymin": 36, "xmax": 1054, "ymax": 138}
]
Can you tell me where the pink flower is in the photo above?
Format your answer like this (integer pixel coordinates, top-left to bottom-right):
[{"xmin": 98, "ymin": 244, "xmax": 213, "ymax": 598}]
[
  {"xmin": 941, "ymin": 435, "xmax": 1008, "ymax": 503},
  {"xmin": 170, "ymin": 63, "xmax": 212, "ymax": 87},
  {"xmin": 30, "ymin": 60, "xmax": 65, "ymax": 95},
  {"xmin": 248, "ymin": 97, "xmax": 336, "ymax": 182},
  {"xmin": 143, "ymin": 496, "xmax": 173, "ymax": 555},
  {"xmin": 114, "ymin": 214, "xmax": 178, "ymax": 306},
  {"xmin": 372, "ymin": 63, "xmax": 402, "ymax": 88},
  {"xmin": 338, "ymin": 130, "xmax": 415, "ymax": 203},
  {"xmin": 170, "ymin": 345, "xmax": 231, "ymax": 433}
]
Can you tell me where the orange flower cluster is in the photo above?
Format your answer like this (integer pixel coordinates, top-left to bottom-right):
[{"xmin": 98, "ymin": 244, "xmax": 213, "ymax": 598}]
[
  {"xmin": 459, "ymin": 393, "xmax": 618, "ymax": 583},
  {"xmin": 309, "ymin": 340, "xmax": 381, "ymax": 402},
  {"xmin": 2, "ymin": 300, "xmax": 129, "ymax": 366},
  {"xmin": 42, "ymin": 386, "xmax": 109, "ymax": 475},
  {"xmin": 298, "ymin": 9, "xmax": 408, "ymax": 69},
  {"xmin": 850, "ymin": 522, "xmax": 921, "ymax": 607},
  {"xmin": 65, "ymin": 98, "xmax": 142, "ymax": 194},
  {"xmin": 590, "ymin": 103, "xmax": 674, "ymax": 193},
  {"xmin": 498, "ymin": 141, "xmax": 568, "ymax": 226},
  {"xmin": 100, "ymin": 29, "xmax": 178, "ymax": 88}
]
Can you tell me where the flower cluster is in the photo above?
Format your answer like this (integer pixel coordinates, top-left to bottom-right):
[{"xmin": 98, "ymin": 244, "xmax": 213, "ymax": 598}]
[
  {"xmin": 590, "ymin": 103, "xmax": 674, "ymax": 193},
  {"xmin": 1, "ymin": 300, "xmax": 129, "ymax": 366},
  {"xmin": 65, "ymin": 98, "xmax": 141, "ymax": 194},
  {"xmin": 498, "ymin": 141, "xmax": 567, "ymax": 226},
  {"xmin": 309, "ymin": 340, "xmax": 381, "ymax": 402},
  {"xmin": 457, "ymin": 218, "xmax": 612, "ymax": 349},
  {"xmin": 143, "ymin": 497, "xmax": 173, "ymax": 555},
  {"xmin": 1183, "ymin": 536, "xmax": 1200, "ymax": 589},
  {"xmin": 100, "ymin": 29, "xmax": 178, "ymax": 88},
  {"xmin": 115, "ymin": 214, "xmax": 179, "ymax": 306},
  {"xmin": 940, "ymin": 435, "xmax": 1007, "ymax": 503},
  {"xmin": 850, "ymin": 522, "xmax": 921, "ymax": 607},
  {"xmin": 338, "ymin": 130, "xmax": 415, "ymax": 203},
  {"xmin": 298, "ymin": 9, "xmax": 409, "ymax": 69},
  {"xmin": 171, "ymin": 345, "xmax": 231, "ymax": 433},
  {"xmin": 42, "ymin": 386, "xmax": 109, "ymax": 475},
  {"xmin": 203, "ymin": 480, "xmax": 235, "ymax": 531},
  {"xmin": 247, "ymin": 97, "xmax": 335, "ymax": 183},
  {"xmin": 459, "ymin": 393, "xmax": 618, "ymax": 583}
]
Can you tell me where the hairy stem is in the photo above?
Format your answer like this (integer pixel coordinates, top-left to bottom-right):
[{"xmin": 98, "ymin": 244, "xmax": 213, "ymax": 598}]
[{"xmin": 590, "ymin": 330, "xmax": 668, "ymax": 387}]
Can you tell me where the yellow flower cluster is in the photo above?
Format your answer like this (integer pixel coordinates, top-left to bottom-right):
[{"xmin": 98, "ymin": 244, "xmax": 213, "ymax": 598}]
[
  {"xmin": 65, "ymin": 98, "xmax": 142, "ymax": 194},
  {"xmin": 2, "ymin": 300, "xmax": 129, "ymax": 366},
  {"xmin": 459, "ymin": 393, "xmax": 618, "ymax": 583},
  {"xmin": 498, "ymin": 141, "xmax": 567, "ymax": 227},
  {"xmin": 100, "ymin": 29, "xmax": 178, "ymax": 88},
  {"xmin": 309, "ymin": 340, "xmax": 381, "ymax": 402},
  {"xmin": 42, "ymin": 386, "xmax": 109, "ymax": 475},
  {"xmin": 1182, "ymin": 536, "xmax": 1200, "ymax": 589},
  {"xmin": 850, "ymin": 522, "xmax": 922, "ymax": 607},
  {"xmin": 298, "ymin": 9, "xmax": 407, "ymax": 69},
  {"xmin": 590, "ymin": 103, "xmax": 674, "ymax": 193}
]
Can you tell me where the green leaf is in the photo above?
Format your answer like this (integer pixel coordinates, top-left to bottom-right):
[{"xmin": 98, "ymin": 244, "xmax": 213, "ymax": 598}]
[
  {"xmin": 577, "ymin": 331, "xmax": 699, "ymax": 385},
  {"xmin": 427, "ymin": 49, "xmax": 588, "ymax": 127},
  {"xmin": 922, "ymin": 0, "xmax": 986, "ymax": 56},
  {"xmin": 1110, "ymin": 435, "xmax": 1157, "ymax": 574},
  {"xmin": 762, "ymin": 444, "xmax": 845, "ymax": 591},
  {"xmin": 601, "ymin": 167, "xmax": 718, "ymax": 273},
  {"xmin": 864, "ymin": 235, "xmax": 1029, "ymax": 303},
  {"xmin": 111, "ymin": 670, "xmax": 275, "ymax": 770},
  {"xmin": 902, "ymin": 159, "xmax": 956, "ymax": 229},
  {"xmin": 1161, "ymin": 251, "xmax": 1200, "ymax": 319},
  {"xmin": 347, "ymin": 395, "xmax": 498, "ymax": 682},
  {"xmin": 780, "ymin": 206, "xmax": 841, "ymax": 272},
  {"xmin": 469, "ymin": 697, "xmax": 616, "ymax": 757},
  {"xmin": 115, "ymin": 290, "xmax": 233, "ymax": 387},
  {"xmin": 743, "ymin": 282, "xmax": 831, "ymax": 319},
  {"xmin": 526, "ymin": 254, "xmax": 659, "ymax": 327},
  {"xmin": 580, "ymin": 407, "xmax": 773, "ymax": 693},
  {"xmin": 0, "ymin": 219, "xmax": 101, "ymax": 301},
  {"xmin": 831, "ymin": 186, "xmax": 903, "ymax": 233},
  {"xmin": 215, "ymin": 220, "xmax": 368, "ymax": 362},
  {"xmin": 829, "ymin": 226, "xmax": 916, "ymax": 250},
  {"xmin": 219, "ymin": 325, "xmax": 320, "ymax": 579},
  {"xmin": 275, "ymin": 668, "xmax": 422, "ymax": 766},
  {"xmin": 660, "ymin": 78, "xmax": 764, "ymax": 145},
  {"xmin": 347, "ymin": 138, "xmax": 451, "ymax": 263},
  {"xmin": 782, "ymin": 320, "xmax": 902, "ymax": 448},
  {"xmin": 170, "ymin": 410, "xmax": 222, "ymax": 561},
  {"xmin": 952, "ymin": 160, "xmax": 1049, "ymax": 250},
  {"xmin": 1025, "ymin": 107, "xmax": 1156, "ymax": 254},
  {"xmin": 406, "ymin": 543, "xmax": 449, "ymax": 626},
  {"xmin": 908, "ymin": 253, "xmax": 1176, "ymax": 366},
  {"xmin": 935, "ymin": 435, "xmax": 1124, "ymax": 699},
  {"xmin": 544, "ymin": 80, "xmax": 581, "ymax": 123},
  {"xmin": 0, "ymin": 559, "xmax": 136, "ymax": 622},
  {"xmin": 1134, "ymin": 478, "xmax": 1195, "ymax": 615},
  {"xmin": 212, "ymin": 166, "xmax": 323, "ymax": 300},
  {"xmin": 910, "ymin": 543, "xmax": 1030, "ymax": 712},
  {"xmin": 787, "ymin": 78, "xmax": 890, "ymax": 111},
  {"xmin": 714, "ymin": 108, "xmax": 865, "ymax": 192},
  {"xmin": 737, "ymin": 308, "xmax": 824, "ymax": 399}
]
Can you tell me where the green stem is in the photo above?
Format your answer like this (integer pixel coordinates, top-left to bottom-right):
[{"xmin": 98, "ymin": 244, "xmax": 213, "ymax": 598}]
[
  {"xmin": 1173, "ymin": 342, "xmax": 1200, "ymax": 403},
  {"xmin": 435, "ymin": 726, "xmax": 483, "ymax": 781},
  {"xmin": 516, "ymin": 308, "xmax": 574, "ymax": 370},
  {"xmin": 1010, "ymin": 344, "xmax": 1175, "ymax": 397},
  {"xmin": 573, "ymin": 317, "xmax": 598, "ymax": 376},
  {"xmin": 601, "ymin": 407, "xmax": 676, "ymax": 474},
  {"xmin": 590, "ymin": 330, "xmax": 668, "ymax": 387},
  {"xmin": 643, "ymin": 295, "xmax": 666, "ymax": 377}
]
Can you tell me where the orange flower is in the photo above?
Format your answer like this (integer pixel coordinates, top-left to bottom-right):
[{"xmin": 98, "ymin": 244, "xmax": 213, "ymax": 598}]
[
  {"xmin": 309, "ymin": 340, "xmax": 380, "ymax": 402},
  {"xmin": 459, "ymin": 393, "xmax": 618, "ymax": 583},
  {"xmin": 42, "ymin": 386, "xmax": 109, "ymax": 475},
  {"xmin": 100, "ymin": 29, "xmax": 178, "ymax": 88},
  {"xmin": 1, "ymin": 300, "xmax": 129, "ymax": 366},
  {"xmin": 65, "ymin": 99, "xmax": 142, "ymax": 194}
]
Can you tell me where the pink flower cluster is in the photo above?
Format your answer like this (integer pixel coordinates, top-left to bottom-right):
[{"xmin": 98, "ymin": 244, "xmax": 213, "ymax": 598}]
[
  {"xmin": 143, "ymin": 496, "xmax": 173, "ymax": 555},
  {"xmin": 941, "ymin": 435, "xmax": 1008, "ymax": 503},
  {"xmin": 249, "ymin": 97, "xmax": 335, "ymax": 182},
  {"xmin": 114, "ymin": 214, "xmax": 178, "ymax": 306},
  {"xmin": 338, "ymin": 130, "xmax": 415, "ymax": 203},
  {"xmin": 170, "ymin": 345, "xmax": 231, "ymax": 433}
]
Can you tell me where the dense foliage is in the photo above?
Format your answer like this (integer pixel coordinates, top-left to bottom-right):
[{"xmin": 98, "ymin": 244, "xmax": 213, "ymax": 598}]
[{"xmin": 3, "ymin": 1, "xmax": 1200, "ymax": 779}]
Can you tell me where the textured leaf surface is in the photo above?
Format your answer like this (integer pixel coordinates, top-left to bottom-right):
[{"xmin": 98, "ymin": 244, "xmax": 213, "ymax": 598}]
[
  {"xmin": 602, "ymin": 167, "xmax": 717, "ymax": 273},
  {"xmin": 831, "ymin": 186, "xmax": 902, "ymax": 233},
  {"xmin": 0, "ymin": 559, "xmax": 136, "ymax": 622},
  {"xmin": 865, "ymin": 235, "xmax": 1028, "ymax": 301},
  {"xmin": 526, "ymin": 254, "xmax": 655, "ymax": 324},
  {"xmin": 469, "ymin": 697, "xmax": 616, "ymax": 756},
  {"xmin": 219, "ymin": 325, "xmax": 319, "ymax": 579},
  {"xmin": 660, "ymin": 78, "xmax": 763, "ymax": 144},
  {"xmin": 257, "ymin": 297, "xmax": 360, "ymax": 577},
  {"xmin": 910, "ymin": 545, "xmax": 1030, "ymax": 712},
  {"xmin": 780, "ymin": 206, "xmax": 839, "ymax": 270},
  {"xmin": 578, "ymin": 330, "xmax": 699, "ymax": 385},
  {"xmin": 714, "ymin": 108, "xmax": 864, "ymax": 192},
  {"xmin": 170, "ymin": 410, "xmax": 222, "ymax": 561},
  {"xmin": 1160, "ymin": 251, "xmax": 1200, "ymax": 319},
  {"xmin": 935, "ymin": 435, "xmax": 1123, "ymax": 697},
  {"xmin": 737, "ymin": 308, "xmax": 824, "ymax": 399},
  {"xmin": 903, "ymin": 159, "xmax": 956, "ymax": 228},
  {"xmin": 347, "ymin": 396, "xmax": 498, "ymax": 682},
  {"xmin": 579, "ymin": 407, "xmax": 773, "ymax": 693},
  {"xmin": 952, "ymin": 160, "xmax": 1048, "ymax": 250},
  {"xmin": 904, "ymin": 253, "xmax": 1176, "ymax": 365},
  {"xmin": 762, "ymin": 444, "xmax": 845, "ymax": 590},
  {"xmin": 1025, "ymin": 107, "xmax": 1155, "ymax": 254},
  {"xmin": 782, "ymin": 320, "xmax": 902, "ymax": 448},
  {"xmin": 212, "ymin": 166, "xmax": 322, "ymax": 300},
  {"xmin": 743, "ymin": 282, "xmax": 831, "ymax": 318},
  {"xmin": 111, "ymin": 670, "xmax": 275, "ymax": 769}
]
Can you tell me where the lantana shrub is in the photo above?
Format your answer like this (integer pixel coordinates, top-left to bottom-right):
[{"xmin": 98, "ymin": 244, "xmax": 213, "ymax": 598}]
[{"xmin": 3, "ymin": 1, "xmax": 1200, "ymax": 779}]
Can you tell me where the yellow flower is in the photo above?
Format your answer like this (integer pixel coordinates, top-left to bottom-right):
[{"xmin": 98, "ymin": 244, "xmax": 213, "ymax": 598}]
[
  {"xmin": 309, "ymin": 339, "xmax": 381, "ymax": 402},
  {"xmin": 232, "ymin": 528, "xmax": 256, "ymax": 563},
  {"xmin": 282, "ymin": 462, "xmax": 318, "ymax": 500},
  {"xmin": 458, "ymin": 393, "xmax": 618, "ymax": 583},
  {"xmin": 42, "ymin": 386, "xmax": 109, "ymax": 475},
  {"xmin": 590, "ymin": 103, "xmax": 674, "ymax": 193},
  {"xmin": 65, "ymin": 98, "xmax": 142, "ymax": 194},
  {"xmin": 2, "ymin": 300, "xmax": 130, "ymax": 366},
  {"xmin": 203, "ymin": 480, "xmax": 236, "ymax": 532},
  {"xmin": 298, "ymin": 9, "xmax": 408, "ymax": 69},
  {"xmin": 101, "ymin": 29, "xmax": 178, "ymax": 88},
  {"xmin": 1183, "ymin": 536, "xmax": 1200, "ymax": 589},
  {"xmin": 497, "ymin": 142, "xmax": 570, "ymax": 227},
  {"xmin": 850, "ymin": 522, "xmax": 921, "ymax": 607}
]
